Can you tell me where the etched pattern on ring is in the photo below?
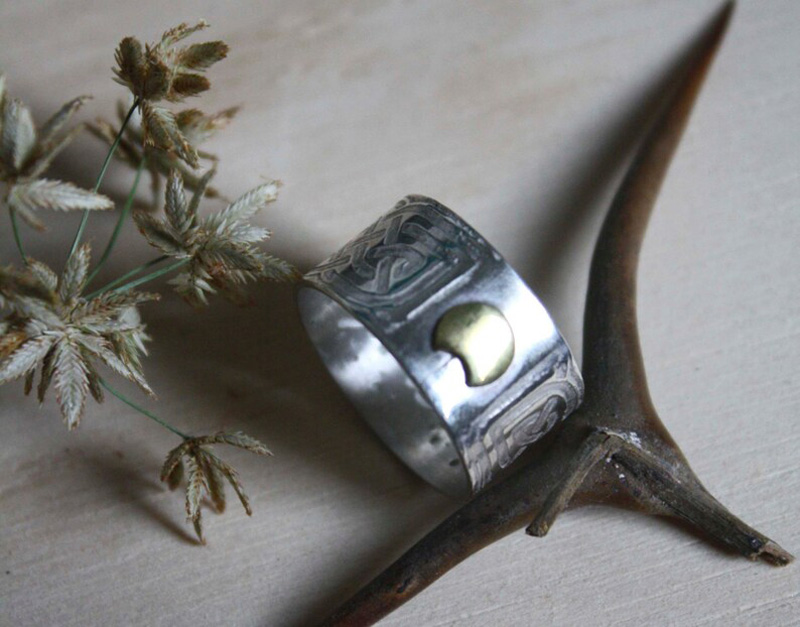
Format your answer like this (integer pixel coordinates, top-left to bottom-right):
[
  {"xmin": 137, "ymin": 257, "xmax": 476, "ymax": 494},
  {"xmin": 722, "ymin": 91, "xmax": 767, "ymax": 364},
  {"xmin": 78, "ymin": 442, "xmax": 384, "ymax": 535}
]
[{"xmin": 300, "ymin": 196, "xmax": 583, "ymax": 495}]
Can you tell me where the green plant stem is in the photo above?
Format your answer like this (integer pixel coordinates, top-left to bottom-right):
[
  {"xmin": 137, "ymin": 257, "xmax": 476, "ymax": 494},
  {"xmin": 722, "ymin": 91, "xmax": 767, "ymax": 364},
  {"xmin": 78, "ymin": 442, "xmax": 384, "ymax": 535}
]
[
  {"xmin": 67, "ymin": 98, "xmax": 140, "ymax": 260},
  {"xmin": 84, "ymin": 255, "xmax": 169, "ymax": 299},
  {"xmin": 107, "ymin": 258, "xmax": 189, "ymax": 294},
  {"xmin": 9, "ymin": 207, "xmax": 27, "ymax": 262},
  {"xmin": 87, "ymin": 155, "xmax": 147, "ymax": 284},
  {"xmin": 100, "ymin": 378, "xmax": 189, "ymax": 439}
]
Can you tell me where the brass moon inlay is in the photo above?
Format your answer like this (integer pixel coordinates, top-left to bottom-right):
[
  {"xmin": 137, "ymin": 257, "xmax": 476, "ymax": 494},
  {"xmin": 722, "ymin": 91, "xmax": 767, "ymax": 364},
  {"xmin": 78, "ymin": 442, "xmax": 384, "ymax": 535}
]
[{"xmin": 433, "ymin": 303, "xmax": 514, "ymax": 386}]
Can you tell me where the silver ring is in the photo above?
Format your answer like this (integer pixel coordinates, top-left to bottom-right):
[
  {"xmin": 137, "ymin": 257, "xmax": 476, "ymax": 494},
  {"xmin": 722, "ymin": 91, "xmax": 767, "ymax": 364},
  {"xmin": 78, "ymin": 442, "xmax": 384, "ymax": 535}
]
[{"xmin": 297, "ymin": 195, "xmax": 583, "ymax": 496}]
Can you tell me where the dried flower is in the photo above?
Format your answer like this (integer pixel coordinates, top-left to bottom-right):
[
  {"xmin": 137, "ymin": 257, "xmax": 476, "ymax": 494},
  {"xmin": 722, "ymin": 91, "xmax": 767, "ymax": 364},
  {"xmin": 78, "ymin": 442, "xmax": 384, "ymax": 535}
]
[
  {"xmin": 161, "ymin": 431, "xmax": 272, "ymax": 543},
  {"xmin": 2, "ymin": 18, "xmax": 283, "ymax": 545},
  {"xmin": 0, "ymin": 244, "xmax": 158, "ymax": 428},
  {"xmin": 0, "ymin": 76, "xmax": 113, "ymax": 230},
  {"xmin": 112, "ymin": 21, "xmax": 229, "ymax": 167},
  {"xmin": 88, "ymin": 100, "xmax": 237, "ymax": 204},
  {"xmin": 134, "ymin": 169, "xmax": 299, "ymax": 307}
]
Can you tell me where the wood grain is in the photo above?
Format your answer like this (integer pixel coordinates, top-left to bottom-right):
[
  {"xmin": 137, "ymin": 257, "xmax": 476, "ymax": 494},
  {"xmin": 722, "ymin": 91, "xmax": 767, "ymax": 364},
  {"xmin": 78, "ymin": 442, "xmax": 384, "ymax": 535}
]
[{"xmin": 1, "ymin": 1, "xmax": 798, "ymax": 625}]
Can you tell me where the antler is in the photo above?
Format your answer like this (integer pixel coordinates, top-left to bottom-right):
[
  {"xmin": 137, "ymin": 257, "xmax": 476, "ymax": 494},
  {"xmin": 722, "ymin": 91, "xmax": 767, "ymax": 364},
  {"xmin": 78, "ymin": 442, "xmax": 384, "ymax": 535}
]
[{"xmin": 317, "ymin": 3, "xmax": 792, "ymax": 625}]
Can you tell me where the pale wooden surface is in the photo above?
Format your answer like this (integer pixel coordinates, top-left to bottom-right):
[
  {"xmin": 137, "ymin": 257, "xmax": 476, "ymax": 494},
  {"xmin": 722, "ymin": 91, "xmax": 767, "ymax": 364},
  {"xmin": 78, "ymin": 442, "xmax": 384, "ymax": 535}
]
[{"xmin": 1, "ymin": 1, "xmax": 798, "ymax": 625}]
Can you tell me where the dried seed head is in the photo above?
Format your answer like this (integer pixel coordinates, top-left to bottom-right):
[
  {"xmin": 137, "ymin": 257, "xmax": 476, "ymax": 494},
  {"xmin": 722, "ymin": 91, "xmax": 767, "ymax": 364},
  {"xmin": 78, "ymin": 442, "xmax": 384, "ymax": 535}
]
[
  {"xmin": 160, "ymin": 432, "xmax": 270, "ymax": 543},
  {"xmin": 133, "ymin": 170, "xmax": 297, "ymax": 308},
  {"xmin": 0, "ymin": 246, "xmax": 158, "ymax": 428},
  {"xmin": 0, "ymin": 76, "xmax": 110, "ymax": 230},
  {"xmin": 112, "ymin": 20, "xmax": 226, "ymax": 105}
]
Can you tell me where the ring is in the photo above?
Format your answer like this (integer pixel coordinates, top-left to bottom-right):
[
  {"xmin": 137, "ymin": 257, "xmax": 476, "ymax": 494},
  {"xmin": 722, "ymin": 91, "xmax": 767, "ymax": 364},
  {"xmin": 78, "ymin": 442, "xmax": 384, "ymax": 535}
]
[{"xmin": 297, "ymin": 195, "xmax": 583, "ymax": 496}]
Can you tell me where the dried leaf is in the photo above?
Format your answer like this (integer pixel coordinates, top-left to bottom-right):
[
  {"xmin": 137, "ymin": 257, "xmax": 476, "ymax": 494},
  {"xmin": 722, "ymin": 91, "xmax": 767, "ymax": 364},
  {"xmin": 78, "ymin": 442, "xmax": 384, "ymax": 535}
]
[
  {"xmin": 37, "ymin": 96, "xmax": 91, "ymax": 152},
  {"xmin": 10, "ymin": 179, "xmax": 114, "ymax": 213},
  {"xmin": 198, "ymin": 450, "xmax": 226, "ymax": 513},
  {"xmin": 209, "ymin": 181, "xmax": 279, "ymax": 232},
  {"xmin": 186, "ymin": 168, "xmax": 215, "ymax": 218},
  {"xmin": 76, "ymin": 333, "xmax": 154, "ymax": 397},
  {"xmin": 76, "ymin": 291, "xmax": 159, "ymax": 330},
  {"xmin": 178, "ymin": 105, "xmax": 237, "ymax": 146},
  {"xmin": 184, "ymin": 454, "xmax": 206, "ymax": 543},
  {"xmin": 1, "ymin": 98, "xmax": 36, "ymax": 171},
  {"xmin": 258, "ymin": 254, "xmax": 302, "ymax": 282},
  {"xmin": 169, "ymin": 268, "xmax": 213, "ymax": 308},
  {"xmin": 0, "ymin": 334, "xmax": 55, "ymax": 384},
  {"xmin": 205, "ymin": 431, "xmax": 272, "ymax": 456},
  {"xmin": 177, "ymin": 41, "xmax": 229, "ymax": 70},
  {"xmin": 133, "ymin": 210, "xmax": 184, "ymax": 255},
  {"xmin": 140, "ymin": 101, "xmax": 178, "ymax": 148},
  {"xmin": 212, "ymin": 455, "xmax": 252, "ymax": 516},
  {"xmin": 0, "ymin": 326, "xmax": 27, "ymax": 360},
  {"xmin": 165, "ymin": 460, "xmax": 184, "ymax": 491},
  {"xmin": 52, "ymin": 338, "xmax": 89, "ymax": 430},
  {"xmin": 159, "ymin": 20, "xmax": 209, "ymax": 49},
  {"xmin": 37, "ymin": 344, "xmax": 57, "ymax": 403},
  {"xmin": 23, "ymin": 367, "xmax": 34, "ymax": 396},
  {"xmin": 113, "ymin": 37, "xmax": 146, "ymax": 94},
  {"xmin": 169, "ymin": 73, "xmax": 210, "ymax": 100},
  {"xmin": 141, "ymin": 102, "xmax": 198, "ymax": 167},
  {"xmin": 201, "ymin": 241, "xmax": 263, "ymax": 274},
  {"xmin": 230, "ymin": 223, "xmax": 271, "ymax": 244},
  {"xmin": 164, "ymin": 169, "xmax": 191, "ymax": 235},
  {"xmin": 161, "ymin": 440, "xmax": 192, "ymax": 482},
  {"xmin": 28, "ymin": 262, "xmax": 58, "ymax": 295},
  {"xmin": 110, "ymin": 328, "xmax": 150, "ymax": 371},
  {"xmin": 83, "ymin": 357, "xmax": 105, "ymax": 403},
  {"xmin": 142, "ymin": 56, "xmax": 171, "ymax": 102},
  {"xmin": 58, "ymin": 243, "xmax": 91, "ymax": 303},
  {"xmin": 11, "ymin": 295, "xmax": 62, "ymax": 327}
]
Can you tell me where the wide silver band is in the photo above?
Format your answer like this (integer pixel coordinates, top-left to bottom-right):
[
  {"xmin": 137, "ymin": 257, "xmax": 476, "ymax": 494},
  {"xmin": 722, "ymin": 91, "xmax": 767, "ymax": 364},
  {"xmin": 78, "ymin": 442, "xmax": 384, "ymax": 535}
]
[{"xmin": 297, "ymin": 196, "xmax": 583, "ymax": 497}]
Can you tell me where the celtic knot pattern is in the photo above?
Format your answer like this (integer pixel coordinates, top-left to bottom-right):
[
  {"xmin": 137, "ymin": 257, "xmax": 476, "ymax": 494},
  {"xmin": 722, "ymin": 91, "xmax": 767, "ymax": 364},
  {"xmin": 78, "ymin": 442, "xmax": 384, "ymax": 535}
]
[
  {"xmin": 308, "ymin": 197, "xmax": 487, "ymax": 321},
  {"xmin": 466, "ymin": 358, "xmax": 583, "ymax": 491}
]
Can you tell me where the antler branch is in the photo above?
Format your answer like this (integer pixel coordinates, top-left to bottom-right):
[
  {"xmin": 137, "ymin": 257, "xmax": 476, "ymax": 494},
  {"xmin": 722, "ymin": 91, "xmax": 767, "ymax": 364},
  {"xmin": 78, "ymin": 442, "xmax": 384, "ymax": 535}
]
[{"xmin": 317, "ymin": 4, "xmax": 792, "ymax": 625}]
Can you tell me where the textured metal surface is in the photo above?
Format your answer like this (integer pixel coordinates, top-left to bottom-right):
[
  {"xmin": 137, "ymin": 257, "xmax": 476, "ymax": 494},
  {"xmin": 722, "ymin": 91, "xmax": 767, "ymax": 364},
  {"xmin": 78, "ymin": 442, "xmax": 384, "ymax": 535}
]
[{"xmin": 298, "ymin": 196, "xmax": 583, "ymax": 495}]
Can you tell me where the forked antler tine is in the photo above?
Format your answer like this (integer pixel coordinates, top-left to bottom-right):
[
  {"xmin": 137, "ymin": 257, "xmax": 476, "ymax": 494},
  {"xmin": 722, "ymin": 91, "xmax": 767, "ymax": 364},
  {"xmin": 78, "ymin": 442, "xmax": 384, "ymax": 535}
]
[
  {"xmin": 315, "ymin": 4, "xmax": 792, "ymax": 626},
  {"xmin": 582, "ymin": 1, "xmax": 732, "ymax": 425},
  {"xmin": 526, "ymin": 0, "xmax": 791, "ymax": 567},
  {"xmin": 607, "ymin": 434, "xmax": 795, "ymax": 566},
  {"xmin": 571, "ymin": 0, "xmax": 792, "ymax": 564},
  {"xmin": 535, "ymin": 0, "xmax": 791, "ymax": 564},
  {"xmin": 530, "ymin": 426, "xmax": 794, "ymax": 565}
]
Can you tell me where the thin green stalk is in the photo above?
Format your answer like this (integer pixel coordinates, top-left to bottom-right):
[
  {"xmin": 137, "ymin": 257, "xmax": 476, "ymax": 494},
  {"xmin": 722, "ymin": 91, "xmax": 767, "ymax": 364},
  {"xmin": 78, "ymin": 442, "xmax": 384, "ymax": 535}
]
[
  {"xmin": 9, "ymin": 207, "xmax": 27, "ymax": 262},
  {"xmin": 68, "ymin": 98, "xmax": 140, "ymax": 259},
  {"xmin": 100, "ymin": 378, "xmax": 189, "ymax": 439},
  {"xmin": 87, "ymin": 155, "xmax": 147, "ymax": 284},
  {"xmin": 84, "ymin": 255, "xmax": 168, "ymax": 299},
  {"xmin": 107, "ymin": 258, "xmax": 189, "ymax": 294}
]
